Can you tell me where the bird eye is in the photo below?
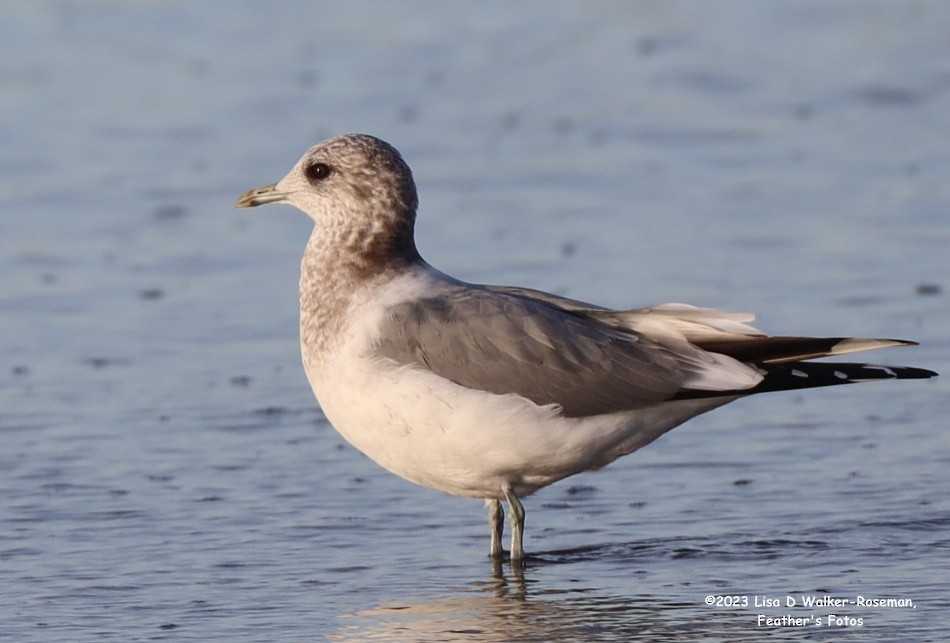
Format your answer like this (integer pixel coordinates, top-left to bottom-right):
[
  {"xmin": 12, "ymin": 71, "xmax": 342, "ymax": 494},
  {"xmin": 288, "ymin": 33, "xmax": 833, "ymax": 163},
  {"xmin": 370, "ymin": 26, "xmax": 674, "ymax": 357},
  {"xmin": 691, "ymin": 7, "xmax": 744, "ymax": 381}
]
[{"xmin": 304, "ymin": 162, "xmax": 332, "ymax": 183}]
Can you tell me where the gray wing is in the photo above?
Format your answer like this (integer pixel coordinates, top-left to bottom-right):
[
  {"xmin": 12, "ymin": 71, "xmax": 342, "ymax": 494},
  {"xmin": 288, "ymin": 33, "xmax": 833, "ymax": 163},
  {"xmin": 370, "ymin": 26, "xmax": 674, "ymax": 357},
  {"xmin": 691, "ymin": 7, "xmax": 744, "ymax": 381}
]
[{"xmin": 373, "ymin": 286, "xmax": 719, "ymax": 417}]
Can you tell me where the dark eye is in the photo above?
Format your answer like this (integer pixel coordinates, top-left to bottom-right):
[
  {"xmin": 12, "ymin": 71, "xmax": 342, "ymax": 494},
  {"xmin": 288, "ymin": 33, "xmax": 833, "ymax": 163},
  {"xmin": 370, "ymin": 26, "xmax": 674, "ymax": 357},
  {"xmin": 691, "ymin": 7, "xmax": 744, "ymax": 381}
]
[{"xmin": 304, "ymin": 162, "xmax": 332, "ymax": 183}]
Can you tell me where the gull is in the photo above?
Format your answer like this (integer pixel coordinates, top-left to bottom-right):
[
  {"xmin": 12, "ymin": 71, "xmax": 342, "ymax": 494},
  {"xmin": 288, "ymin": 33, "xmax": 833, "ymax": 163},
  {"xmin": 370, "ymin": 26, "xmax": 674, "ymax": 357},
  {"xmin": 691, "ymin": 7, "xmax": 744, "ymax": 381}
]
[{"xmin": 236, "ymin": 133, "xmax": 937, "ymax": 565}]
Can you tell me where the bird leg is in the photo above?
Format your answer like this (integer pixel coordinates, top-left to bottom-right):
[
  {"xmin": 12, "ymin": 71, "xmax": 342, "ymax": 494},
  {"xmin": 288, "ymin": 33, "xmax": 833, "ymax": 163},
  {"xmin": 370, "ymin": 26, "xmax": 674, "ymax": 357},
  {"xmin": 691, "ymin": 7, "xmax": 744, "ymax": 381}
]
[
  {"xmin": 503, "ymin": 486, "xmax": 525, "ymax": 564},
  {"xmin": 486, "ymin": 498, "xmax": 504, "ymax": 559}
]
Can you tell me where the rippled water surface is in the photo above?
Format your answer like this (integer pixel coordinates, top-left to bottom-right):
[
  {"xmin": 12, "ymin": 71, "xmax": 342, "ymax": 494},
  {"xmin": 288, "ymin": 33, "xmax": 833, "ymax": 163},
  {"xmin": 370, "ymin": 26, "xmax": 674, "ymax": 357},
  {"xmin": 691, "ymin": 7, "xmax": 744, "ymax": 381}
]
[{"xmin": 2, "ymin": 2, "xmax": 948, "ymax": 640}]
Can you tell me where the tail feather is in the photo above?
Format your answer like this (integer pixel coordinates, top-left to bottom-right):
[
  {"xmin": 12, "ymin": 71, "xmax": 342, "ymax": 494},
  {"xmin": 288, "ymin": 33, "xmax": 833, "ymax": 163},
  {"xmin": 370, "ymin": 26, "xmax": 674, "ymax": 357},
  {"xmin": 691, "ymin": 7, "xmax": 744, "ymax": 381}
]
[
  {"xmin": 676, "ymin": 335, "xmax": 936, "ymax": 400},
  {"xmin": 693, "ymin": 336, "xmax": 917, "ymax": 365}
]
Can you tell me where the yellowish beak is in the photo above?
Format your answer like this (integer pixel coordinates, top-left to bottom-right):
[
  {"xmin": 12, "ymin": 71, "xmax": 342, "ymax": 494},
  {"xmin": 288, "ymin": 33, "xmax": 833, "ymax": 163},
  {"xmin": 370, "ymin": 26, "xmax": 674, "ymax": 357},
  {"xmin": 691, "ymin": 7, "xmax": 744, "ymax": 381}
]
[{"xmin": 235, "ymin": 183, "xmax": 289, "ymax": 208}]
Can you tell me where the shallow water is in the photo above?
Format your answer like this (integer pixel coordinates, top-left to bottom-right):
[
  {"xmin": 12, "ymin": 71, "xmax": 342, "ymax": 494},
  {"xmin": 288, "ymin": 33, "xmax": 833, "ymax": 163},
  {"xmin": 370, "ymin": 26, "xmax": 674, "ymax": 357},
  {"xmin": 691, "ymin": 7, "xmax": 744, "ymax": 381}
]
[{"xmin": 1, "ymin": 1, "xmax": 948, "ymax": 640}]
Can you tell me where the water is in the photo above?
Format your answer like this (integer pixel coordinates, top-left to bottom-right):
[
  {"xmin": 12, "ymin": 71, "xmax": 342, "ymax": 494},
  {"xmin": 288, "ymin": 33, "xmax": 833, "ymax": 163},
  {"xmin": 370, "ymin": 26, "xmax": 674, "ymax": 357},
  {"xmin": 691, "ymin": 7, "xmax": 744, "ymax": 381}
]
[{"xmin": 1, "ymin": 1, "xmax": 948, "ymax": 640}]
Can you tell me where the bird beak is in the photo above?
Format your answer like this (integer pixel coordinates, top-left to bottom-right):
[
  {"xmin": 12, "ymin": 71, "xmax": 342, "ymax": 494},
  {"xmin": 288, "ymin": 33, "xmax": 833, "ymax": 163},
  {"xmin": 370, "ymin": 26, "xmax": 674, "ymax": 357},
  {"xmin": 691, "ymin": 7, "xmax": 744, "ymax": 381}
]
[{"xmin": 235, "ymin": 183, "xmax": 289, "ymax": 208}]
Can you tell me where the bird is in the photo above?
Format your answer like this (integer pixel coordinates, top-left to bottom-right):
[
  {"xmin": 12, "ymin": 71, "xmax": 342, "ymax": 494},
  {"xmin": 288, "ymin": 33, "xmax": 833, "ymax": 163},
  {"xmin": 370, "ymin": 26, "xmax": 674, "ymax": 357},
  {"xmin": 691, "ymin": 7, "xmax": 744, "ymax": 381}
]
[{"xmin": 235, "ymin": 133, "xmax": 937, "ymax": 565}]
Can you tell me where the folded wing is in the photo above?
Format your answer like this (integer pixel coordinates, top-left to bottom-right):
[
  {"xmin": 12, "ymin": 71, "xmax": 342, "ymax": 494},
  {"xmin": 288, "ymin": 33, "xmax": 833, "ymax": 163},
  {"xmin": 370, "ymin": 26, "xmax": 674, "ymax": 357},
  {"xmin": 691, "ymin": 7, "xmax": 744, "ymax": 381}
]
[
  {"xmin": 372, "ymin": 284, "xmax": 936, "ymax": 416},
  {"xmin": 373, "ymin": 286, "xmax": 762, "ymax": 417}
]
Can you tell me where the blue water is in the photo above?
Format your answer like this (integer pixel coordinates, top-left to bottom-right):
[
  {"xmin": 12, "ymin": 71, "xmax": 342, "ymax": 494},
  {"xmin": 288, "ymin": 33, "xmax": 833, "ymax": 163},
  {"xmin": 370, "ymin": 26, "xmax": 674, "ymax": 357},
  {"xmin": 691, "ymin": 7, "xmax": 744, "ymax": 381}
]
[{"xmin": 1, "ymin": 2, "xmax": 947, "ymax": 640}]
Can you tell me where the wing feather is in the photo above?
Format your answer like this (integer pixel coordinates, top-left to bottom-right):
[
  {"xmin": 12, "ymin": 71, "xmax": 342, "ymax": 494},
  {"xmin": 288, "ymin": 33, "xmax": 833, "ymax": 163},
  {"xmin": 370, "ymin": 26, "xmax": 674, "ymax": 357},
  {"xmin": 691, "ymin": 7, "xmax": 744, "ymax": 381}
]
[{"xmin": 372, "ymin": 286, "xmax": 761, "ymax": 417}]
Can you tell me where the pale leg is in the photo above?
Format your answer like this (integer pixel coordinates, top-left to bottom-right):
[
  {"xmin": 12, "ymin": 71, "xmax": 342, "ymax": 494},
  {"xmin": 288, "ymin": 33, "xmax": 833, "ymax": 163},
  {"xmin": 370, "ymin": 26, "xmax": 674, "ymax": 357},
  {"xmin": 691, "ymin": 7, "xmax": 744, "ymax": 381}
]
[
  {"xmin": 486, "ymin": 498, "xmax": 504, "ymax": 559},
  {"xmin": 503, "ymin": 486, "xmax": 525, "ymax": 563}
]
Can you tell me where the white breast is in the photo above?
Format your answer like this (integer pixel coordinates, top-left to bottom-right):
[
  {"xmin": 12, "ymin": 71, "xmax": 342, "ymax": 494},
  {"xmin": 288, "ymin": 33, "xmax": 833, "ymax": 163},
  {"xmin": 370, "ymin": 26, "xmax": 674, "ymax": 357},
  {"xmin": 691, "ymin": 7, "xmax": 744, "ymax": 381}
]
[{"xmin": 302, "ymin": 270, "xmax": 732, "ymax": 499}]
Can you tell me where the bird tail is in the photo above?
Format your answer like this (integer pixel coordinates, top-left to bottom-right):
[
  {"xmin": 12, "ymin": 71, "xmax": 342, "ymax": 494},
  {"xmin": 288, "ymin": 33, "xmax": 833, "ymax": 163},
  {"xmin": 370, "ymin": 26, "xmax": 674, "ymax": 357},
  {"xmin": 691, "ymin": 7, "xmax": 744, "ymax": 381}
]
[{"xmin": 676, "ymin": 336, "xmax": 936, "ymax": 399}]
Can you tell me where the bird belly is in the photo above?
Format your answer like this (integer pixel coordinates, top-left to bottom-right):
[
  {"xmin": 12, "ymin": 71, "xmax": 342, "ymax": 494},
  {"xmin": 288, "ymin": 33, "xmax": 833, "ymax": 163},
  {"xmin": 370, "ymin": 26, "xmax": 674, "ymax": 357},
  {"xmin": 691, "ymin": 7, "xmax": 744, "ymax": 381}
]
[{"xmin": 306, "ymin": 338, "xmax": 733, "ymax": 499}]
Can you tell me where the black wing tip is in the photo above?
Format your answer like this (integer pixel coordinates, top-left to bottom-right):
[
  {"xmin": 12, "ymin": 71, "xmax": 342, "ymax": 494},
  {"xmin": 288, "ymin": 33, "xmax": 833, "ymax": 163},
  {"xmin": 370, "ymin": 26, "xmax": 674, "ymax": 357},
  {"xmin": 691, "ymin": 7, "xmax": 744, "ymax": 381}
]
[
  {"xmin": 759, "ymin": 362, "xmax": 938, "ymax": 393},
  {"xmin": 903, "ymin": 366, "xmax": 938, "ymax": 379},
  {"xmin": 676, "ymin": 362, "xmax": 937, "ymax": 400}
]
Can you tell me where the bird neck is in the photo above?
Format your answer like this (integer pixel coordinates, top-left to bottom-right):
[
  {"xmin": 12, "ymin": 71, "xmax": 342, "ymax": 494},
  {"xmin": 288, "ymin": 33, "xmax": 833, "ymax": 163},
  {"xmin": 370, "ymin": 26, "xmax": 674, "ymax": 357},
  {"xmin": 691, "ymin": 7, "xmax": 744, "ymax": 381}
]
[{"xmin": 297, "ymin": 224, "xmax": 422, "ymax": 371}]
